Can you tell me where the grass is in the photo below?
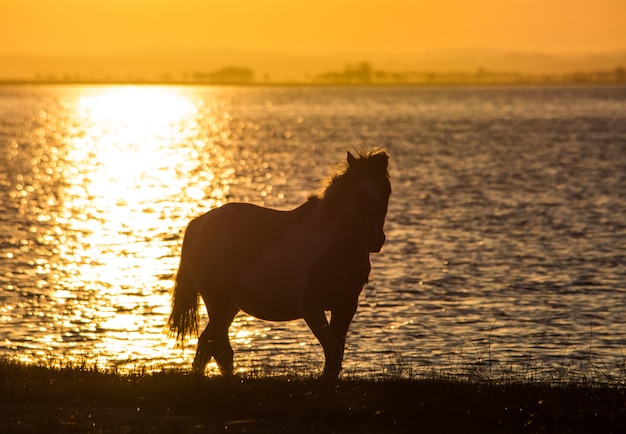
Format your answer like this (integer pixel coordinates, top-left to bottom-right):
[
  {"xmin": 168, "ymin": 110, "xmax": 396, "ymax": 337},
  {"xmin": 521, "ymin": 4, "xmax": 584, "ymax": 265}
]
[{"xmin": 1, "ymin": 357, "xmax": 625, "ymax": 433}]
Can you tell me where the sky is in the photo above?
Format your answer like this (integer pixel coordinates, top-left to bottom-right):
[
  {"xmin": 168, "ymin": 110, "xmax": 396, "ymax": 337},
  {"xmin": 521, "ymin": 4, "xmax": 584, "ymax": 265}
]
[{"xmin": 2, "ymin": 0, "xmax": 626, "ymax": 57}]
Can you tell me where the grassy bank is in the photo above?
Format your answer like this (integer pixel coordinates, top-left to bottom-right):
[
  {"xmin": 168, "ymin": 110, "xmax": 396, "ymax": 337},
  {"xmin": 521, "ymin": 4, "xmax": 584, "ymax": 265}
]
[{"xmin": 1, "ymin": 359, "xmax": 624, "ymax": 433}]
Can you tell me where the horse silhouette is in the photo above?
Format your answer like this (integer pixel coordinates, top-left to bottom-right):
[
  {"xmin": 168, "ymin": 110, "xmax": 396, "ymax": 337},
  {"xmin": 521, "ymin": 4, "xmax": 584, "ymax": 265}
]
[{"xmin": 168, "ymin": 150, "xmax": 391, "ymax": 378}]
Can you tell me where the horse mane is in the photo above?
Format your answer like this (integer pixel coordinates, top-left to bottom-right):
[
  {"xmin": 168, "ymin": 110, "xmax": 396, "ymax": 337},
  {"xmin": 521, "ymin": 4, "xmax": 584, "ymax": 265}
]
[{"xmin": 313, "ymin": 149, "xmax": 389, "ymax": 205}]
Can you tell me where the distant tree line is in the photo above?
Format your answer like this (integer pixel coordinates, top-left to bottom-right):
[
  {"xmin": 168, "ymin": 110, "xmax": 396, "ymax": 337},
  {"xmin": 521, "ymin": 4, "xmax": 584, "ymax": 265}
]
[
  {"xmin": 314, "ymin": 63, "xmax": 626, "ymax": 85},
  {"xmin": 191, "ymin": 67, "xmax": 255, "ymax": 84},
  {"xmin": 7, "ymin": 63, "xmax": 626, "ymax": 85},
  {"xmin": 315, "ymin": 63, "xmax": 376, "ymax": 84}
]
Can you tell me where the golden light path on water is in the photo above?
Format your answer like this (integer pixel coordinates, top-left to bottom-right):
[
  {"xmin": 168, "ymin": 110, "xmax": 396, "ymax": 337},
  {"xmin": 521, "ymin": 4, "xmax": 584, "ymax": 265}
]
[
  {"xmin": 37, "ymin": 87, "xmax": 246, "ymax": 372},
  {"xmin": 0, "ymin": 85, "xmax": 324, "ymax": 375},
  {"xmin": 3, "ymin": 85, "xmax": 626, "ymax": 379}
]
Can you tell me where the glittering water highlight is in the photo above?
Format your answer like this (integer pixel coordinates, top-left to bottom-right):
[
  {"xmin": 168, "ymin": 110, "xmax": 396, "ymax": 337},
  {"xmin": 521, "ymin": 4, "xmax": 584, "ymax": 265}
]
[{"xmin": 1, "ymin": 85, "xmax": 625, "ymax": 377}]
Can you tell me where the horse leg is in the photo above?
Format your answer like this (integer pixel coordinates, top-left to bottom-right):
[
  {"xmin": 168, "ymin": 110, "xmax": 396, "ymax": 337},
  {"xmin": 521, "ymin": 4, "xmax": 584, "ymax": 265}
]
[
  {"xmin": 193, "ymin": 292, "xmax": 238, "ymax": 377},
  {"xmin": 193, "ymin": 325, "xmax": 213, "ymax": 374},
  {"xmin": 328, "ymin": 300, "xmax": 358, "ymax": 377},
  {"xmin": 211, "ymin": 306, "xmax": 238, "ymax": 377},
  {"xmin": 304, "ymin": 310, "xmax": 343, "ymax": 378}
]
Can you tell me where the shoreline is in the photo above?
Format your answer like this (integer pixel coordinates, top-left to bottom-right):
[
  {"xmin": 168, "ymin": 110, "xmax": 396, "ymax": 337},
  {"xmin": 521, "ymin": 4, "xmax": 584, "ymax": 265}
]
[{"xmin": 2, "ymin": 360, "xmax": 624, "ymax": 433}]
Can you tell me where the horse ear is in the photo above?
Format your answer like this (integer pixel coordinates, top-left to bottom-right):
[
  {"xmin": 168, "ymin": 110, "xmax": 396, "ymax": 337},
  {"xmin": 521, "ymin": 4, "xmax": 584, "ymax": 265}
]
[
  {"xmin": 347, "ymin": 151, "xmax": 357, "ymax": 167},
  {"xmin": 375, "ymin": 152, "xmax": 389, "ymax": 170}
]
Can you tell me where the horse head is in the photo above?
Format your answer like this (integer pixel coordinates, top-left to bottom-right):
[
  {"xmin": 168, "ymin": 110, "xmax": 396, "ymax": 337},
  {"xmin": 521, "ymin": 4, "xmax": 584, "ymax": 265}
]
[{"xmin": 346, "ymin": 150, "xmax": 391, "ymax": 253}]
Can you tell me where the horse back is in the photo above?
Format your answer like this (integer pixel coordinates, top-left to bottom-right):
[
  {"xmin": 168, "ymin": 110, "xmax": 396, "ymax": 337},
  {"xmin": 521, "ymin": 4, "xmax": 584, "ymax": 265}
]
[
  {"xmin": 181, "ymin": 200, "xmax": 325, "ymax": 319},
  {"xmin": 183, "ymin": 202, "xmax": 308, "ymax": 270}
]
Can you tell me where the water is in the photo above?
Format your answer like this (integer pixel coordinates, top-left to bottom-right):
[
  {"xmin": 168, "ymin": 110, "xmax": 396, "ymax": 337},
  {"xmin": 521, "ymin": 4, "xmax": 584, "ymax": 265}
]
[{"xmin": 1, "ymin": 84, "xmax": 625, "ymax": 378}]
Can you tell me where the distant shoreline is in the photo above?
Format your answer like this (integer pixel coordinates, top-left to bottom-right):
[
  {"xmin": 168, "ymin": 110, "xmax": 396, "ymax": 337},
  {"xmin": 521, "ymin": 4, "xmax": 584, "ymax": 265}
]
[
  {"xmin": 2, "ymin": 63, "xmax": 625, "ymax": 87},
  {"xmin": 2, "ymin": 79, "xmax": 626, "ymax": 87}
]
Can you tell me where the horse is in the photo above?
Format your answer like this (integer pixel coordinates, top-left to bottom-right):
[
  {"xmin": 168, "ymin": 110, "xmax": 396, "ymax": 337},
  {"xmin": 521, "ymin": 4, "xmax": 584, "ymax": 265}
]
[{"xmin": 168, "ymin": 150, "xmax": 391, "ymax": 378}]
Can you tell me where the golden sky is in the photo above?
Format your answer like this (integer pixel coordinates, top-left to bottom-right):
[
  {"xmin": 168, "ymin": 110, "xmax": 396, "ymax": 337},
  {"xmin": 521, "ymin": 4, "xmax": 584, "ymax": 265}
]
[{"xmin": 2, "ymin": 0, "xmax": 625, "ymax": 56}]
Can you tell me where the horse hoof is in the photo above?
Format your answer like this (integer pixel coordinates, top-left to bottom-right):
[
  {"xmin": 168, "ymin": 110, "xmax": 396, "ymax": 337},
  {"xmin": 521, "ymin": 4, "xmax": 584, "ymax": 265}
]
[
  {"xmin": 322, "ymin": 367, "xmax": 341, "ymax": 380},
  {"xmin": 192, "ymin": 361, "xmax": 206, "ymax": 375}
]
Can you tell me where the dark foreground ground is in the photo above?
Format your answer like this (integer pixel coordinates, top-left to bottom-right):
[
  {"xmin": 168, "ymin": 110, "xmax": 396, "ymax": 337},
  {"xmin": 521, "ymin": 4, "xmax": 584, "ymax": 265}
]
[{"xmin": 1, "ymin": 360, "xmax": 624, "ymax": 433}]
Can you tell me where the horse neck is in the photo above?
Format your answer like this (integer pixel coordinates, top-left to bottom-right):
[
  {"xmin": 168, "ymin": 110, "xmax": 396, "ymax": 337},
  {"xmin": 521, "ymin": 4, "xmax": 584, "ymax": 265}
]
[
  {"xmin": 318, "ymin": 173, "xmax": 350, "ymax": 220},
  {"xmin": 319, "ymin": 176, "xmax": 366, "ymax": 252}
]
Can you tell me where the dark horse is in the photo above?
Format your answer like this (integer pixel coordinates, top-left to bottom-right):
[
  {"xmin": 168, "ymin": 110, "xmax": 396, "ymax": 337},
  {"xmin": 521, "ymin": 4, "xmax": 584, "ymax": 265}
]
[{"xmin": 168, "ymin": 150, "xmax": 391, "ymax": 378}]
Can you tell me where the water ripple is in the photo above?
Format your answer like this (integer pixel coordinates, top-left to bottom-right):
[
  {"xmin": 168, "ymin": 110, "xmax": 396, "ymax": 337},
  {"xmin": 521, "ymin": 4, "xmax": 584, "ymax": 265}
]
[{"xmin": 1, "ymin": 85, "xmax": 625, "ymax": 378}]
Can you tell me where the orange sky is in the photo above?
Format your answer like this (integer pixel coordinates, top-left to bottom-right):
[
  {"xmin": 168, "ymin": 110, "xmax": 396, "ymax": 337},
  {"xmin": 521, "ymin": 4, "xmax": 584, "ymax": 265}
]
[{"xmin": 2, "ymin": 0, "xmax": 625, "ymax": 56}]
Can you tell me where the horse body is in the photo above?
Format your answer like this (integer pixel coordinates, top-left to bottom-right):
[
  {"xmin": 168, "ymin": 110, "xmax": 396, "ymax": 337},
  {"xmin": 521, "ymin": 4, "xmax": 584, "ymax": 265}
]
[
  {"xmin": 169, "ymin": 150, "xmax": 390, "ymax": 378},
  {"xmin": 184, "ymin": 199, "xmax": 340, "ymax": 321}
]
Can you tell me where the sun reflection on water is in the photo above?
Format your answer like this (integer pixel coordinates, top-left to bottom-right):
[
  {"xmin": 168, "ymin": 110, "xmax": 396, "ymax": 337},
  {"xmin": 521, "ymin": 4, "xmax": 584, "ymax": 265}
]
[
  {"xmin": 0, "ymin": 85, "xmax": 298, "ymax": 373},
  {"xmin": 35, "ymin": 86, "xmax": 237, "ymax": 369},
  {"xmin": 6, "ymin": 86, "xmax": 624, "ymax": 378}
]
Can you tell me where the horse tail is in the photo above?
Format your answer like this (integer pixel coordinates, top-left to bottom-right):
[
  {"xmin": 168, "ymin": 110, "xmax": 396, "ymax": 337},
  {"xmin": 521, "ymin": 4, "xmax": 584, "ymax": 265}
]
[{"xmin": 167, "ymin": 256, "xmax": 199, "ymax": 344}]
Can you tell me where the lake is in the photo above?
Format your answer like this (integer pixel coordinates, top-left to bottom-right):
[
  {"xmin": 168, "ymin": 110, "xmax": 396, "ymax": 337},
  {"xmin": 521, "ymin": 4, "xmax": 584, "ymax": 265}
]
[{"xmin": 1, "ymin": 84, "xmax": 625, "ymax": 378}]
